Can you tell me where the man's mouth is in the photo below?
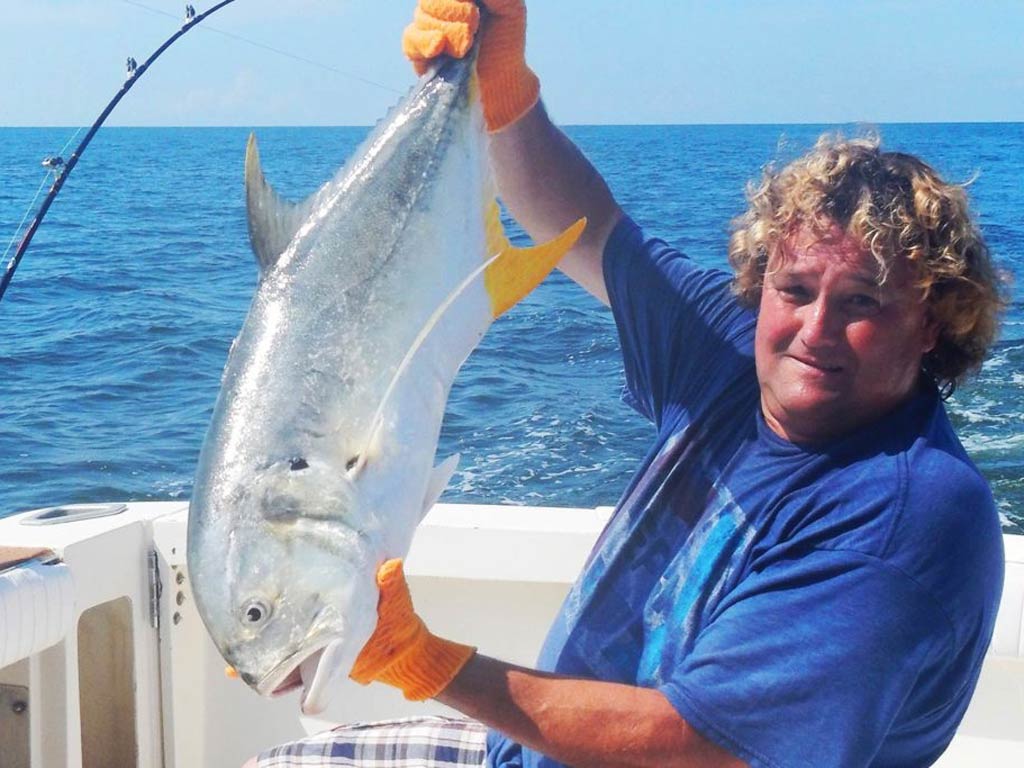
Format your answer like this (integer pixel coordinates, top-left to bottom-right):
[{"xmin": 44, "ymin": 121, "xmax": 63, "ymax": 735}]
[{"xmin": 791, "ymin": 355, "xmax": 842, "ymax": 373}]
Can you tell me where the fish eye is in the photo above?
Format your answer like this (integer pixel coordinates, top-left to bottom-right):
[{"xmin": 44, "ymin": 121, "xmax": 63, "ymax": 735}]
[
  {"xmin": 345, "ymin": 455, "xmax": 360, "ymax": 471},
  {"xmin": 241, "ymin": 599, "xmax": 272, "ymax": 627},
  {"xmin": 289, "ymin": 457, "xmax": 309, "ymax": 471}
]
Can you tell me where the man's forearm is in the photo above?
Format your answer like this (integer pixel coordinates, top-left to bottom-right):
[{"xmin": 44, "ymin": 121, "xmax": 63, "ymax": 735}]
[
  {"xmin": 436, "ymin": 654, "xmax": 746, "ymax": 768},
  {"xmin": 489, "ymin": 101, "xmax": 622, "ymax": 305}
]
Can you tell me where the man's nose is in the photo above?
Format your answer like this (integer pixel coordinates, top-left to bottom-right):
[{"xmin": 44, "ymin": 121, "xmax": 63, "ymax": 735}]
[{"xmin": 798, "ymin": 297, "xmax": 843, "ymax": 348}]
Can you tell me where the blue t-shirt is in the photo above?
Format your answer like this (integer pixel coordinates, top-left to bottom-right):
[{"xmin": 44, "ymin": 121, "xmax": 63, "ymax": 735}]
[{"xmin": 487, "ymin": 217, "xmax": 1004, "ymax": 768}]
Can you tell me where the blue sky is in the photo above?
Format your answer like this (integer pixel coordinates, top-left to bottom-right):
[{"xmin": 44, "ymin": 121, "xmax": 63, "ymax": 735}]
[{"xmin": 1, "ymin": 0, "xmax": 1022, "ymax": 126}]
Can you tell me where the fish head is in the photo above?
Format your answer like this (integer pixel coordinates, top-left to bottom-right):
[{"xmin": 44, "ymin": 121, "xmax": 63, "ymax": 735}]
[{"xmin": 188, "ymin": 453, "xmax": 380, "ymax": 712}]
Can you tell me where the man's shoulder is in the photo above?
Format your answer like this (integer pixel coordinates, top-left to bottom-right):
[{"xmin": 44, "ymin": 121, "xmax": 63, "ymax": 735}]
[
  {"xmin": 825, "ymin": 385, "xmax": 988, "ymax": 518},
  {"xmin": 604, "ymin": 215, "xmax": 736, "ymax": 302},
  {"xmin": 602, "ymin": 216, "xmax": 757, "ymax": 426},
  {"xmin": 751, "ymin": 428, "xmax": 1002, "ymax": 652},
  {"xmin": 753, "ymin": 392, "xmax": 997, "ymax": 569},
  {"xmin": 857, "ymin": 407, "xmax": 1003, "ymax": 646},
  {"xmin": 894, "ymin": 397, "xmax": 998, "ymax": 547},
  {"xmin": 891, "ymin": 429, "xmax": 1002, "ymax": 581}
]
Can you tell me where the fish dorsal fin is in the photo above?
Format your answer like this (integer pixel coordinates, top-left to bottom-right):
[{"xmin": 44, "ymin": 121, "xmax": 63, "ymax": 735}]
[
  {"xmin": 483, "ymin": 204, "xmax": 587, "ymax": 318},
  {"xmin": 245, "ymin": 132, "xmax": 314, "ymax": 274},
  {"xmin": 422, "ymin": 454, "xmax": 460, "ymax": 520}
]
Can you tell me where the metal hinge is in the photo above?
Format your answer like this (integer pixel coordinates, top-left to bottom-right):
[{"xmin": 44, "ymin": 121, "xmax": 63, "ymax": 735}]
[{"xmin": 148, "ymin": 550, "xmax": 162, "ymax": 630}]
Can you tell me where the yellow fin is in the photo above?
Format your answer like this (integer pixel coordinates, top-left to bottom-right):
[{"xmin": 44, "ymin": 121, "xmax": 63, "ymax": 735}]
[
  {"xmin": 483, "ymin": 207, "xmax": 586, "ymax": 319},
  {"xmin": 483, "ymin": 199, "xmax": 512, "ymax": 261}
]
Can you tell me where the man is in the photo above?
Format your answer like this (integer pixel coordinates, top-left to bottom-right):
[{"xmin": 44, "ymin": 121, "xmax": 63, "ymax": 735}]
[{"xmin": 251, "ymin": 1, "xmax": 1006, "ymax": 766}]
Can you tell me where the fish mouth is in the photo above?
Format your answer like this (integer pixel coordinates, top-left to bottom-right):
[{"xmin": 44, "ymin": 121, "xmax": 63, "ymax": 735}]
[
  {"xmin": 259, "ymin": 638, "xmax": 346, "ymax": 715},
  {"xmin": 256, "ymin": 643, "xmax": 323, "ymax": 697}
]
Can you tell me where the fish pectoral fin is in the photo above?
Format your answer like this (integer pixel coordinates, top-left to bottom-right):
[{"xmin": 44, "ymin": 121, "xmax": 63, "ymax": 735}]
[
  {"xmin": 483, "ymin": 206, "xmax": 587, "ymax": 319},
  {"xmin": 356, "ymin": 215, "xmax": 585, "ymax": 466},
  {"xmin": 245, "ymin": 132, "xmax": 313, "ymax": 274},
  {"xmin": 349, "ymin": 413, "xmax": 386, "ymax": 481},
  {"xmin": 422, "ymin": 454, "xmax": 460, "ymax": 520}
]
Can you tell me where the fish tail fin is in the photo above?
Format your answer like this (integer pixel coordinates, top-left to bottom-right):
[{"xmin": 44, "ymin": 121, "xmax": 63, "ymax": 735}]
[{"xmin": 483, "ymin": 203, "xmax": 586, "ymax": 319}]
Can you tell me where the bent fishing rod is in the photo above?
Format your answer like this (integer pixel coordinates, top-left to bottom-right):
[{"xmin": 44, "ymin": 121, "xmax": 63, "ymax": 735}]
[{"xmin": 0, "ymin": 0, "xmax": 238, "ymax": 305}]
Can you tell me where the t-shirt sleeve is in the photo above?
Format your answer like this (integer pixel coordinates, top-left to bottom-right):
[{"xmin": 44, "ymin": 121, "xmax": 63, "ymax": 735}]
[
  {"xmin": 659, "ymin": 549, "xmax": 953, "ymax": 768},
  {"xmin": 602, "ymin": 216, "xmax": 755, "ymax": 428}
]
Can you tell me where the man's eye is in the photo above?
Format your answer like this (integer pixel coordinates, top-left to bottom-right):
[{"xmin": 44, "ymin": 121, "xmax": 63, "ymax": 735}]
[
  {"xmin": 777, "ymin": 284, "xmax": 810, "ymax": 301},
  {"xmin": 847, "ymin": 294, "xmax": 881, "ymax": 313}
]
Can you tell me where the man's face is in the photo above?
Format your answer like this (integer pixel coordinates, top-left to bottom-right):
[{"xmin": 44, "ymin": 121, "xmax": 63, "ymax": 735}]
[{"xmin": 755, "ymin": 222, "xmax": 938, "ymax": 445}]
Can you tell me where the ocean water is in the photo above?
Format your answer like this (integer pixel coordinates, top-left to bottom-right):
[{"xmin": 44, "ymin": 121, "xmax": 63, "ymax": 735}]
[{"xmin": 1, "ymin": 123, "xmax": 1022, "ymax": 533}]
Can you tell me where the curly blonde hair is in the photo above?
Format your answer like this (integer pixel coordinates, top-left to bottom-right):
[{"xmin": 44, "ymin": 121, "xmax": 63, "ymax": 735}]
[{"xmin": 728, "ymin": 133, "xmax": 1007, "ymax": 397}]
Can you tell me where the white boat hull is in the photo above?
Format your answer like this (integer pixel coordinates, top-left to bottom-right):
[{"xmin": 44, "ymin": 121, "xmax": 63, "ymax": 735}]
[{"xmin": 1, "ymin": 501, "xmax": 1021, "ymax": 767}]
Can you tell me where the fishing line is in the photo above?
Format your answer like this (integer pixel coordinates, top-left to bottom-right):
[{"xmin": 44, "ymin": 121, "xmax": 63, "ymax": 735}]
[
  {"xmin": 0, "ymin": 1, "xmax": 240, "ymax": 305},
  {"xmin": 0, "ymin": 127, "xmax": 86, "ymax": 265},
  {"xmin": 58, "ymin": 127, "xmax": 85, "ymax": 158},
  {"xmin": 118, "ymin": 0, "xmax": 404, "ymax": 96},
  {"xmin": 1, "ymin": 175, "xmax": 51, "ymax": 267}
]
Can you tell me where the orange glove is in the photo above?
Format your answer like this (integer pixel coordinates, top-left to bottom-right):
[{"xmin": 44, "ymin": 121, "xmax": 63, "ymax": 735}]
[
  {"xmin": 402, "ymin": 0, "xmax": 540, "ymax": 132},
  {"xmin": 350, "ymin": 559, "xmax": 476, "ymax": 701}
]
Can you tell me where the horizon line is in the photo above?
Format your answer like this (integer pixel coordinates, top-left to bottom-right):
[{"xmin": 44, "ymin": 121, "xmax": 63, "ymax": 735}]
[{"xmin": 3, "ymin": 119, "xmax": 1023, "ymax": 130}]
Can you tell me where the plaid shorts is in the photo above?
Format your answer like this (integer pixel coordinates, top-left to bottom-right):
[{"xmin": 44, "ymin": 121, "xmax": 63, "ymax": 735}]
[{"xmin": 255, "ymin": 716, "xmax": 488, "ymax": 767}]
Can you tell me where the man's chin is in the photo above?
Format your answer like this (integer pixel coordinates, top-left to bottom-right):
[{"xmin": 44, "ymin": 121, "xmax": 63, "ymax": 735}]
[{"xmin": 762, "ymin": 396, "xmax": 852, "ymax": 444}]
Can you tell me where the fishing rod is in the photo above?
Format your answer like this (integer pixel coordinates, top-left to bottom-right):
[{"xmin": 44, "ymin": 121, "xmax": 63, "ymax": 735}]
[{"xmin": 0, "ymin": 1, "xmax": 239, "ymax": 305}]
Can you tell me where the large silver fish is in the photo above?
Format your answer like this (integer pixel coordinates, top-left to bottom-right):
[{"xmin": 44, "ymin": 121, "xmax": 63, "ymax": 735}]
[{"xmin": 186, "ymin": 52, "xmax": 583, "ymax": 714}]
